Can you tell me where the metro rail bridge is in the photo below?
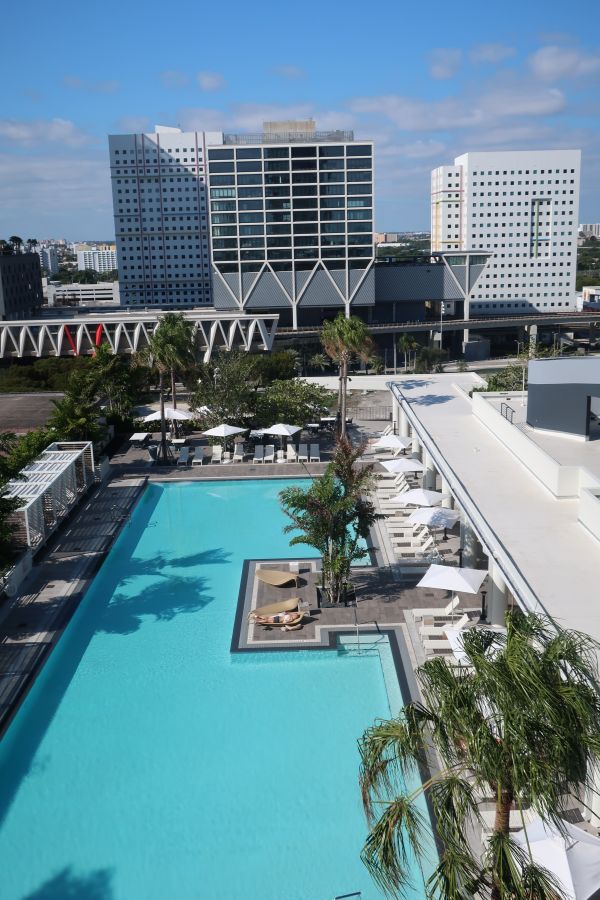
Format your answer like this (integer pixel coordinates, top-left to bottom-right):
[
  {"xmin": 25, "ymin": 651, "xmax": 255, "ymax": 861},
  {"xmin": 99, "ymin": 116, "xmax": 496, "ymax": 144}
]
[{"xmin": 1, "ymin": 308, "xmax": 600, "ymax": 360}]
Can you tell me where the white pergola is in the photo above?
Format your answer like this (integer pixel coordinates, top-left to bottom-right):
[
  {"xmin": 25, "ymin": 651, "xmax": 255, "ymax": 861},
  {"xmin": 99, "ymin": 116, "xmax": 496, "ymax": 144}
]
[{"xmin": 5, "ymin": 442, "xmax": 96, "ymax": 549}]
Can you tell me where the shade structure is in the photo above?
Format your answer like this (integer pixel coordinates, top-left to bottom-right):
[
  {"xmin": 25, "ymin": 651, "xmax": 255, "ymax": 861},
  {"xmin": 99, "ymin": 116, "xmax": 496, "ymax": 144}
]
[
  {"xmin": 417, "ymin": 563, "xmax": 487, "ymax": 594},
  {"xmin": 514, "ymin": 817, "xmax": 600, "ymax": 900},
  {"xmin": 263, "ymin": 423, "xmax": 301, "ymax": 437},
  {"xmin": 406, "ymin": 507, "xmax": 460, "ymax": 528},
  {"xmin": 372, "ymin": 434, "xmax": 411, "ymax": 451},
  {"xmin": 202, "ymin": 424, "xmax": 246, "ymax": 438},
  {"xmin": 144, "ymin": 407, "xmax": 192, "ymax": 422},
  {"xmin": 389, "ymin": 488, "xmax": 447, "ymax": 507},
  {"xmin": 381, "ymin": 458, "xmax": 425, "ymax": 474}
]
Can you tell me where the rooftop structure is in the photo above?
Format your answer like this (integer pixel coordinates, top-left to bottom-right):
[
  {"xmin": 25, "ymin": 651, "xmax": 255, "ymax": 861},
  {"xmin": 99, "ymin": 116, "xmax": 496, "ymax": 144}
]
[
  {"xmin": 0, "ymin": 252, "xmax": 43, "ymax": 321},
  {"xmin": 5, "ymin": 441, "xmax": 96, "ymax": 549}
]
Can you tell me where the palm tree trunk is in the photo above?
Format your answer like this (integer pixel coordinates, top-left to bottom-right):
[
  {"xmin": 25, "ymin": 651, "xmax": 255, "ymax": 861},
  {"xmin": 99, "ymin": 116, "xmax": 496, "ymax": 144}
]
[
  {"xmin": 340, "ymin": 356, "xmax": 348, "ymax": 439},
  {"xmin": 170, "ymin": 366, "xmax": 178, "ymax": 437},
  {"xmin": 491, "ymin": 788, "xmax": 513, "ymax": 900},
  {"xmin": 159, "ymin": 371, "xmax": 168, "ymax": 464}
]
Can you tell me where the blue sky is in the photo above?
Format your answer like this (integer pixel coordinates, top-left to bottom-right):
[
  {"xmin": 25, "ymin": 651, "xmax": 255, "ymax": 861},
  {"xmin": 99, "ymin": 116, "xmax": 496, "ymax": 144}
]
[{"xmin": 1, "ymin": 0, "xmax": 599, "ymax": 239}]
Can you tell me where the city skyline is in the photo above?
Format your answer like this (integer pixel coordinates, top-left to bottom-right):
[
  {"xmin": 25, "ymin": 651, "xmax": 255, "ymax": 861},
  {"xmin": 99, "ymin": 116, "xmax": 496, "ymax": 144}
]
[{"xmin": 1, "ymin": 0, "xmax": 600, "ymax": 238}]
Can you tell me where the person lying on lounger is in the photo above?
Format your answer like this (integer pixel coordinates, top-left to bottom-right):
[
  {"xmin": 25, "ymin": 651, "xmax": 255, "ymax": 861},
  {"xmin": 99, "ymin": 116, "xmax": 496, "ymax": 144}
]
[{"xmin": 253, "ymin": 612, "xmax": 298, "ymax": 625}]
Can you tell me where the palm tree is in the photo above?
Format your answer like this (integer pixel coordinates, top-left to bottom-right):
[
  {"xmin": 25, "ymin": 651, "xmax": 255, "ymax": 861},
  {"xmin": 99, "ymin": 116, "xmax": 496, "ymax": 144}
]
[
  {"xmin": 136, "ymin": 315, "xmax": 195, "ymax": 463},
  {"xmin": 398, "ymin": 333, "xmax": 418, "ymax": 372},
  {"xmin": 26, "ymin": 238, "xmax": 38, "ymax": 253},
  {"xmin": 320, "ymin": 314, "xmax": 375, "ymax": 438},
  {"xmin": 308, "ymin": 352, "xmax": 329, "ymax": 373},
  {"xmin": 9, "ymin": 236, "xmax": 23, "ymax": 254},
  {"xmin": 157, "ymin": 313, "xmax": 197, "ymax": 409},
  {"xmin": 359, "ymin": 611, "xmax": 600, "ymax": 899},
  {"xmin": 48, "ymin": 394, "xmax": 103, "ymax": 442},
  {"xmin": 0, "ymin": 240, "xmax": 13, "ymax": 256}
]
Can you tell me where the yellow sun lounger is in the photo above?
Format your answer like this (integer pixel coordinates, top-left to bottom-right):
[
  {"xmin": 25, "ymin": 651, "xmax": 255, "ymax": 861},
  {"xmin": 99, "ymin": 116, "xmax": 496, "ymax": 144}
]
[
  {"xmin": 248, "ymin": 597, "xmax": 299, "ymax": 621},
  {"xmin": 253, "ymin": 611, "xmax": 306, "ymax": 631},
  {"xmin": 255, "ymin": 568, "xmax": 299, "ymax": 588}
]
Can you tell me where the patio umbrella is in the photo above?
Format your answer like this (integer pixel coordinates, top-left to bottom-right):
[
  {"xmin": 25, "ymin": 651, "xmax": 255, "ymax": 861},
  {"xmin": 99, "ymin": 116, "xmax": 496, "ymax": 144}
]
[
  {"xmin": 263, "ymin": 423, "xmax": 301, "ymax": 437},
  {"xmin": 513, "ymin": 817, "xmax": 600, "ymax": 900},
  {"xmin": 372, "ymin": 434, "xmax": 411, "ymax": 451},
  {"xmin": 417, "ymin": 563, "xmax": 487, "ymax": 595},
  {"xmin": 388, "ymin": 488, "xmax": 447, "ymax": 507},
  {"xmin": 381, "ymin": 458, "xmax": 425, "ymax": 474},
  {"xmin": 144, "ymin": 407, "xmax": 192, "ymax": 422},
  {"xmin": 202, "ymin": 424, "xmax": 245, "ymax": 438},
  {"xmin": 406, "ymin": 507, "xmax": 460, "ymax": 528}
]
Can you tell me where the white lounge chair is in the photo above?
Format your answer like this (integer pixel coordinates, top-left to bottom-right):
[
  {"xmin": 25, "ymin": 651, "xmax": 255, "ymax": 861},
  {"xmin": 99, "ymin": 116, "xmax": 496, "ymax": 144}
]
[
  {"xmin": 233, "ymin": 444, "xmax": 245, "ymax": 463},
  {"xmin": 309, "ymin": 444, "xmax": 321, "ymax": 462},
  {"xmin": 211, "ymin": 445, "xmax": 223, "ymax": 464},
  {"xmin": 263, "ymin": 444, "xmax": 275, "ymax": 463},
  {"xmin": 412, "ymin": 596, "xmax": 460, "ymax": 620},
  {"xmin": 419, "ymin": 612, "xmax": 470, "ymax": 638},
  {"xmin": 298, "ymin": 443, "xmax": 309, "ymax": 463},
  {"xmin": 252, "ymin": 445, "xmax": 264, "ymax": 464},
  {"xmin": 177, "ymin": 446, "xmax": 190, "ymax": 466},
  {"xmin": 286, "ymin": 445, "xmax": 298, "ymax": 463}
]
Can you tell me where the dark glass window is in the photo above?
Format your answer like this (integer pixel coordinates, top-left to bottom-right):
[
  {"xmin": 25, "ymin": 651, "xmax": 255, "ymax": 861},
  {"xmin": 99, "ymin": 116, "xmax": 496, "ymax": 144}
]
[
  {"xmin": 265, "ymin": 160, "xmax": 289, "ymax": 172},
  {"xmin": 237, "ymin": 160, "xmax": 262, "ymax": 173},
  {"xmin": 294, "ymin": 211, "xmax": 318, "ymax": 222},
  {"xmin": 211, "ymin": 213, "xmax": 236, "ymax": 224},
  {"xmin": 320, "ymin": 184, "xmax": 344, "ymax": 195},
  {"xmin": 348, "ymin": 234, "xmax": 369, "ymax": 245},
  {"xmin": 238, "ymin": 199, "xmax": 262, "ymax": 210},
  {"xmin": 239, "ymin": 212, "xmax": 264, "ymax": 223},
  {"xmin": 320, "ymin": 197, "xmax": 345, "ymax": 209},
  {"xmin": 322, "ymin": 247, "xmax": 345, "ymax": 258},
  {"xmin": 347, "ymin": 183, "xmax": 371, "ymax": 195},
  {"xmin": 266, "ymin": 212, "xmax": 291, "ymax": 222},
  {"xmin": 347, "ymin": 209, "xmax": 370, "ymax": 220},
  {"xmin": 241, "ymin": 249, "xmax": 265, "ymax": 260},
  {"xmin": 349, "ymin": 246, "xmax": 371, "ymax": 257},
  {"xmin": 211, "ymin": 201, "xmax": 236, "ymax": 211},
  {"xmin": 211, "ymin": 225, "xmax": 236, "ymax": 236},
  {"xmin": 238, "ymin": 174, "xmax": 263, "ymax": 185},
  {"xmin": 346, "ymin": 144, "xmax": 371, "ymax": 156},
  {"xmin": 241, "ymin": 262, "xmax": 262, "ymax": 272},
  {"xmin": 321, "ymin": 210, "xmax": 345, "ymax": 221},
  {"xmin": 347, "ymin": 171, "xmax": 372, "ymax": 183},
  {"xmin": 292, "ymin": 158, "xmax": 317, "ymax": 170},
  {"xmin": 320, "ymin": 171, "xmax": 344, "ymax": 183},
  {"xmin": 239, "ymin": 225, "xmax": 263, "ymax": 235},
  {"xmin": 208, "ymin": 149, "xmax": 234, "ymax": 160},
  {"xmin": 266, "ymin": 198, "xmax": 291, "ymax": 210},
  {"xmin": 238, "ymin": 187, "xmax": 263, "ymax": 198},
  {"xmin": 291, "ymin": 145, "xmax": 316, "ymax": 157},
  {"xmin": 292, "ymin": 185, "xmax": 317, "ymax": 197},
  {"xmin": 347, "ymin": 197, "xmax": 370, "ymax": 207},
  {"xmin": 321, "ymin": 222, "xmax": 344, "ymax": 233},
  {"xmin": 264, "ymin": 147, "xmax": 289, "ymax": 158},
  {"xmin": 213, "ymin": 250, "xmax": 237, "ymax": 260},
  {"xmin": 292, "ymin": 172, "xmax": 317, "ymax": 184},
  {"xmin": 239, "ymin": 237, "xmax": 264, "ymax": 248},
  {"xmin": 266, "ymin": 224, "xmax": 291, "ymax": 235},
  {"xmin": 267, "ymin": 236, "xmax": 292, "ymax": 247},
  {"xmin": 348, "ymin": 222, "xmax": 372, "ymax": 232},
  {"xmin": 293, "ymin": 196, "xmax": 318, "ymax": 207},
  {"xmin": 210, "ymin": 175, "xmax": 235, "ymax": 186},
  {"xmin": 209, "ymin": 162, "xmax": 234, "ymax": 174},
  {"xmin": 267, "ymin": 249, "xmax": 293, "ymax": 259},
  {"xmin": 294, "ymin": 235, "xmax": 319, "ymax": 246},
  {"xmin": 321, "ymin": 235, "xmax": 345, "ymax": 246},
  {"xmin": 265, "ymin": 173, "xmax": 290, "ymax": 185},
  {"xmin": 319, "ymin": 158, "xmax": 344, "ymax": 170},
  {"xmin": 236, "ymin": 148, "xmax": 261, "ymax": 159},
  {"xmin": 347, "ymin": 157, "xmax": 372, "ymax": 169},
  {"xmin": 293, "ymin": 222, "xmax": 318, "ymax": 234},
  {"xmin": 265, "ymin": 186, "xmax": 290, "ymax": 197},
  {"xmin": 319, "ymin": 145, "xmax": 344, "ymax": 157},
  {"xmin": 211, "ymin": 238, "xmax": 238, "ymax": 249}
]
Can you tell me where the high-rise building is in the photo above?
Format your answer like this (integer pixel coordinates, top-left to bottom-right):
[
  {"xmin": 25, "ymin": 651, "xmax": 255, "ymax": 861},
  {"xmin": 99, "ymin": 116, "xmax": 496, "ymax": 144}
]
[
  {"xmin": 108, "ymin": 125, "xmax": 213, "ymax": 307},
  {"xmin": 76, "ymin": 248, "xmax": 118, "ymax": 273},
  {"xmin": 431, "ymin": 149, "xmax": 581, "ymax": 315},
  {"xmin": 580, "ymin": 224, "xmax": 600, "ymax": 238},
  {"xmin": 36, "ymin": 246, "xmax": 59, "ymax": 275},
  {"xmin": 0, "ymin": 253, "xmax": 43, "ymax": 320},
  {"xmin": 108, "ymin": 122, "xmax": 374, "ymax": 320}
]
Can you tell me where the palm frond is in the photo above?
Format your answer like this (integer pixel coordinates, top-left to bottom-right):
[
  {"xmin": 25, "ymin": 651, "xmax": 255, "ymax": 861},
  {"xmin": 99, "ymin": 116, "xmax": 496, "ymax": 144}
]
[{"xmin": 360, "ymin": 796, "xmax": 429, "ymax": 899}]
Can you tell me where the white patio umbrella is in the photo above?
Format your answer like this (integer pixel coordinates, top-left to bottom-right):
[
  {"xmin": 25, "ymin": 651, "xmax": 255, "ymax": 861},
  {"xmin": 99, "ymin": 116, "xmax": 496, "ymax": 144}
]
[
  {"xmin": 513, "ymin": 817, "xmax": 600, "ymax": 900},
  {"xmin": 263, "ymin": 423, "xmax": 301, "ymax": 437},
  {"xmin": 372, "ymin": 434, "xmax": 411, "ymax": 451},
  {"xmin": 381, "ymin": 458, "xmax": 425, "ymax": 474},
  {"xmin": 144, "ymin": 407, "xmax": 192, "ymax": 422},
  {"xmin": 202, "ymin": 424, "xmax": 246, "ymax": 439},
  {"xmin": 389, "ymin": 488, "xmax": 447, "ymax": 507},
  {"xmin": 417, "ymin": 563, "xmax": 487, "ymax": 594},
  {"xmin": 406, "ymin": 507, "xmax": 460, "ymax": 528}
]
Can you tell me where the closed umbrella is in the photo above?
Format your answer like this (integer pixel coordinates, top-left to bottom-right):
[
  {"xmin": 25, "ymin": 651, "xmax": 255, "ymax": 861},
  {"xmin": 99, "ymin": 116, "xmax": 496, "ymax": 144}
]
[
  {"xmin": 144, "ymin": 407, "xmax": 192, "ymax": 422},
  {"xmin": 417, "ymin": 563, "xmax": 487, "ymax": 594},
  {"xmin": 381, "ymin": 458, "xmax": 425, "ymax": 474},
  {"xmin": 372, "ymin": 434, "xmax": 411, "ymax": 451},
  {"xmin": 406, "ymin": 507, "xmax": 460, "ymax": 528},
  {"xmin": 513, "ymin": 817, "xmax": 600, "ymax": 900},
  {"xmin": 388, "ymin": 488, "xmax": 447, "ymax": 507}
]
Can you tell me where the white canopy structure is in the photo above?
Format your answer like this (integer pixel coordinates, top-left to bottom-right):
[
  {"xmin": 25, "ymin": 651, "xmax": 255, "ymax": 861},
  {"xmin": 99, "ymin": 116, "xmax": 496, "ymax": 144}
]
[
  {"xmin": 388, "ymin": 488, "xmax": 447, "ymax": 507},
  {"xmin": 372, "ymin": 434, "xmax": 411, "ymax": 451},
  {"xmin": 514, "ymin": 817, "xmax": 600, "ymax": 900},
  {"xmin": 381, "ymin": 458, "xmax": 425, "ymax": 474},
  {"xmin": 202, "ymin": 424, "xmax": 246, "ymax": 439},
  {"xmin": 144, "ymin": 407, "xmax": 191, "ymax": 422},
  {"xmin": 263, "ymin": 423, "xmax": 301, "ymax": 437},
  {"xmin": 406, "ymin": 507, "xmax": 460, "ymax": 528},
  {"xmin": 417, "ymin": 563, "xmax": 487, "ymax": 594}
]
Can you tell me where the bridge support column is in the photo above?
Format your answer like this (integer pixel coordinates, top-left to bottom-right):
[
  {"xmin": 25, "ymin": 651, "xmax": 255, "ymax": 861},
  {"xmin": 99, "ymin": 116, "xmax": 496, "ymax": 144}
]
[
  {"xmin": 460, "ymin": 518, "xmax": 485, "ymax": 569},
  {"xmin": 411, "ymin": 432, "xmax": 421, "ymax": 460},
  {"xmin": 398, "ymin": 405, "xmax": 410, "ymax": 438},
  {"xmin": 422, "ymin": 448, "xmax": 437, "ymax": 490},
  {"xmin": 488, "ymin": 558, "xmax": 509, "ymax": 626},
  {"xmin": 526, "ymin": 323, "xmax": 538, "ymax": 354},
  {"xmin": 441, "ymin": 475, "xmax": 453, "ymax": 508}
]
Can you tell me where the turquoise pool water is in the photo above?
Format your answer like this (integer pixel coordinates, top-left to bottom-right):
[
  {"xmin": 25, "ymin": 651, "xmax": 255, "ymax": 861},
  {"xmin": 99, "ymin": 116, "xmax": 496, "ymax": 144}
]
[{"xmin": 0, "ymin": 479, "xmax": 428, "ymax": 899}]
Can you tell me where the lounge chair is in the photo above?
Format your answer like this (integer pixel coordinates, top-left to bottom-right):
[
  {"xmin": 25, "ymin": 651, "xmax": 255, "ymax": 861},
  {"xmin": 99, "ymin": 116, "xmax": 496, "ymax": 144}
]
[
  {"xmin": 253, "ymin": 611, "xmax": 306, "ymax": 631},
  {"xmin": 248, "ymin": 597, "xmax": 299, "ymax": 620},
  {"xmin": 263, "ymin": 444, "xmax": 275, "ymax": 463},
  {"xmin": 419, "ymin": 612, "xmax": 470, "ymax": 638},
  {"xmin": 255, "ymin": 568, "xmax": 299, "ymax": 588},
  {"xmin": 412, "ymin": 596, "xmax": 460, "ymax": 620},
  {"xmin": 252, "ymin": 445, "xmax": 264, "ymax": 464},
  {"xmin": 309, "ymin": 444, "xmax": 321, "ymax": 462},
  {"xmin": 211, "ymin": 445, "xmax": 223, "ymax": 464},
  {"xmin": 192, "ymin": 447, "xmax": 207, "ymax": 466},
  {"xmin": 233, "ymin": 443, "xmax": 245, "ymax": 463},
  {"xmin": 298, "ymin": 443, "xmax": 309, "ymax": 463},
  {"xmin": 286, "ymin": 445, "xmax": 298, "ymax": 463},
  {"xmin": 177, "ymin": 446, "xmax": 190, "ymax": 466}
]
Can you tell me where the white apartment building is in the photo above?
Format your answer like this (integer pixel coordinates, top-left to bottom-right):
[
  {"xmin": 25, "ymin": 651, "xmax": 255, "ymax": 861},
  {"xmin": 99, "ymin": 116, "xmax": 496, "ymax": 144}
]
[
  {"xmin": 108, "ymin": 125, "xmax": 213, "ymax": 306},
  {"xmin": 76, "ymin": 248, "xmax": 117, "ymax": 274},
  {"xmin": 36, "ymin": 247, "xmax": 59, "ymax": 276},
  {"xmin": 580, "ymin": 223, "xmax": 600, "ymax": 238},
  {"xmin": 431, "ymin": 149, "xmax": 581, "ymax": 315}
]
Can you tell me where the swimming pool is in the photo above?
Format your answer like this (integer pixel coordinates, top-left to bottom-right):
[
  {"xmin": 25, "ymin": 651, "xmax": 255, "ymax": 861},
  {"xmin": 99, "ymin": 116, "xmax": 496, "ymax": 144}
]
[{"xmin": 0, "ymin": 479, "xmax": 428, "ymax": 899}]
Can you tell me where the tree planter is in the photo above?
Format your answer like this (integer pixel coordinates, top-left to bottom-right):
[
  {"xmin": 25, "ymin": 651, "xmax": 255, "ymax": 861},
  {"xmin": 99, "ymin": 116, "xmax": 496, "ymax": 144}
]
[{"xmin": 317, "ymin": 582, "xmax": 357, "ymax": 608}]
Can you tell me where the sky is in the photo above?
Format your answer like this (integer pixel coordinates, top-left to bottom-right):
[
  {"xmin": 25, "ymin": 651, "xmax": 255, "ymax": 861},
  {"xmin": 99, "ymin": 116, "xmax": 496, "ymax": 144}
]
[{"xmin": 1, "ymin": 0, "xmax": 599, "ymax": 239}]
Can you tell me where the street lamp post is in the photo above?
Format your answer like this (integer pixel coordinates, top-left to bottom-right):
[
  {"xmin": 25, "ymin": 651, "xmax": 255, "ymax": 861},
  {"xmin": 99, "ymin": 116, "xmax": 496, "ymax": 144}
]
[{"xmin": 516, "ymin": 340, "xmax": 526, "ymax": 408}]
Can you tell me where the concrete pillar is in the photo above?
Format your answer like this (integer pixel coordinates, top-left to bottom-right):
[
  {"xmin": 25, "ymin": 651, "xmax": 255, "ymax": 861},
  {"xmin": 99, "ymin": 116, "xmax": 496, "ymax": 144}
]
[
  {"xmin": 441, "ymin": 475, "xmax": 453, "ymax": 508},
  {"xmin": 392, "ymin": 399, "xmax": 399, "ymax": 434},
  {"xmin": 526, "ymin": 323, "xmax": 538, "ymax": 355},
  {"xmin": 423, "ymin": 449, "xmax": 437, "ymax": 490},
  {"xmin": 488, "ymin": 558, "xmax": 508, "ymax": 627},
  {"xmin": 398, "ymin": 405, "xmax": 410, "ymax": 438},
  {"xmin": 460, "ymin": 518, "xmax": 485, "ymax": 569},
  {"xmin": 411, "ymin": 433, "xmax": 421, "ymax": 460}
]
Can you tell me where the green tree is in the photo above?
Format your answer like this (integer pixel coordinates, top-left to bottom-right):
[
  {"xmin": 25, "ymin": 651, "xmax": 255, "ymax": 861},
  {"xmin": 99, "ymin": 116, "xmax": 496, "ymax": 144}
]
[
  {"xmin": 252, "ymin": 350, "xmax": 299, "ymax": 385},
  {"xmin": 47, "ymin": 393, "xmax": 103, "ymax": 442},
  {"xmin": 0, "ymin": 486, "xmax": 19, "ymax": 572},
  {"xmin": 189, "ymin": 350, "xmax": 258, "ymax": 429},
  {"xmin": 359, "ymin": 611, "xmax": 600, "ymax": 899},
  {"xmin": 398, "ymin": 333, "xmax": 418, "ymax": 371},
  {"xmin": 321, "ymin": 314, "xmax": 375, "ymax": 439},
  {"xmin": 279, "ymin": 437, "xmax": 378, "ymax": 604},
  {"xmin": 26, "ymin": 238, "xmax": 38, "ymax": 252},
  {"xmin": 308, "ymin": 352, "xmax": 330, "ymax": 373},
  {"xmin": 89, "ymin": 344, "xmax": 134, "ymax": 421},
  {"xmin": 414, "ymin": 346, "xmax": 447, "ymax": 374},
  {"xmin": 0, "ymin": 429, "xmax": 52, "ymax": 479},
  {"xmin": 9, "ymin": 235, "xmax": 23, "ymax": 254},
  {"xmin": 151, "ymin": 313, "xmax": 197, "ymax": 409},
  {"xmin": 76, "ymin": 269, "xmax": 99, "ymax": 284},
  {"xmin": 255, "ymin": 379, "xmax": 334, "ymax": 428}
]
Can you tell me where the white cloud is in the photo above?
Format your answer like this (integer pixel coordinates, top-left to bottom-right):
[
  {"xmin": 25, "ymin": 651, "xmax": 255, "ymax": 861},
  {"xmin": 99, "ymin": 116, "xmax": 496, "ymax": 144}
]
[
  {"xmin": 272, "ymin": 65, "xmax": 305, "ymax": 79},
  {"xmin": 470, "ymin": 43, "xmax": 516, "ymax": 64},
  {"xmin": 197, "ymin": 71, "xmax": 225, "ymax": 91},
  {"xmin": 230, "ymin": 103, "xmax": 314, "ymax": 130},
  {"xmin": 62, "ymin": 75, "xmax": 119, "ymax": 93},
  {"xmin": 429, "ymin": 48, "xmax": 462, "ymax": 80},
  {"xmin": 178, "ymin": 107, "xmax": 227, "ymax": 132},
  {"xmin": 115, "ymin": 116, "xmax": 151, "ymax": 134},
  {"xmin": 529, "ymin": 45, "xmax": 600, "ymax": 80},
  {"xmin": 0, "ymin": 118, "xmax": 93, "ymax": 147},
  {"xmin": 160, "ymin": 70, "xmax": 189, "ymax": 88}
]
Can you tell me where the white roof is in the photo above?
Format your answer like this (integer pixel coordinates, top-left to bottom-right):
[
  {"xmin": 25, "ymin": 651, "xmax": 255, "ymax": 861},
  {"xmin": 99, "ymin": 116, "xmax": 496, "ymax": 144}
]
[{"xmin": 4, "ymin": 444, "xmax": 91, "ymax": 510}]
